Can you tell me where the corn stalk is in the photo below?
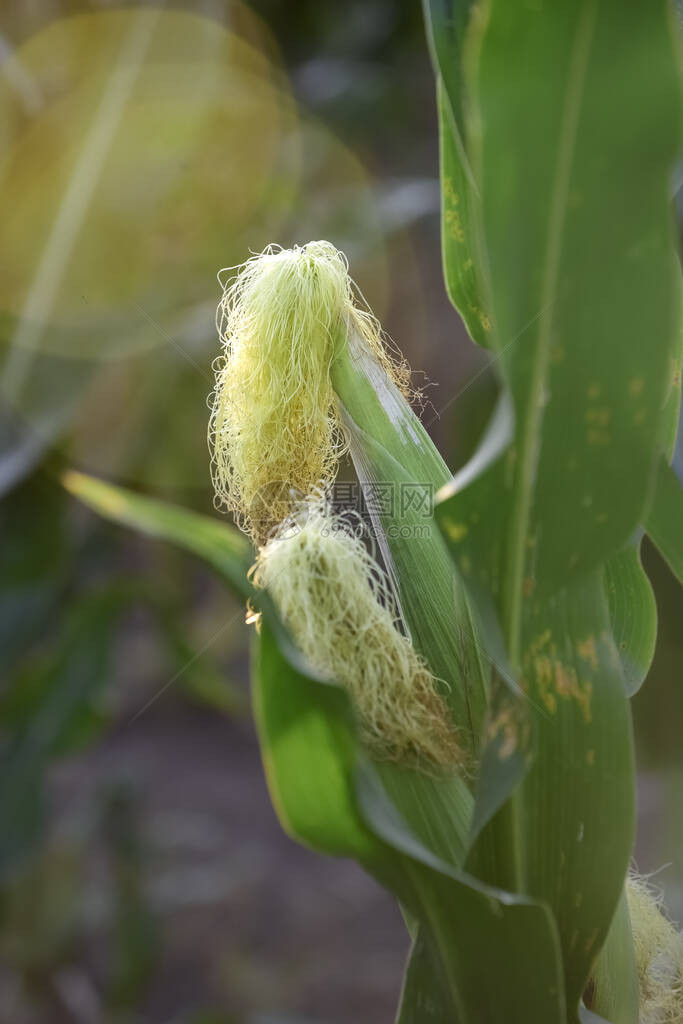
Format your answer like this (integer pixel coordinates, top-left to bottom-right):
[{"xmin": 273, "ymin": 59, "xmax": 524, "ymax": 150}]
[{"xmin": 64, "ymin": 2, "xmax": 683, "ymax": 1021}]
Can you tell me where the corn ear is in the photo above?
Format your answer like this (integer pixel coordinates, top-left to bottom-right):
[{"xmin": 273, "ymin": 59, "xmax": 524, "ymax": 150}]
[{"xmin": 252, "ymin": 494, "xmax": 464, "ymax": 770}]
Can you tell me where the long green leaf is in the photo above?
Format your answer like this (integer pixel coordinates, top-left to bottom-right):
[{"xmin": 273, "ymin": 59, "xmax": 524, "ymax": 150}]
[
  {"xmin": 437, "ymin": 78, "xmax": 490, "ymax": 346},
  {"xmin": 464, "ymin": 1, "xmax": 682, "ymax": 592},
  {"xmin": 429, "ymin": 4, "xmax": 681, "ymax": 1018},
  {"xmin": 423, "ymin": 1, "xmax": 492, "ymax": 347},
  {"xmin": 515, "ymin": 570, "xmax": 635, "ymax": 1012},
  {"xmin": 422, "ymin": 0, "xmax": 476, "ymax": 144},
  {"xmin": 256, "ymin": 620, "xmax": 567, "ymax": 1022},
  {"xmin": 62, "ymin": 470, "xmax": 252, "ymax": 598},
  {"xmin": 444, "ymin": 556, "xmax": 637, "ymax": 1013}
]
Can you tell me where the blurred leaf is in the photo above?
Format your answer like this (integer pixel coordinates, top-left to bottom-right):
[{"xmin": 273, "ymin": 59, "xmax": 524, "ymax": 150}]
[
  {"xmin": 0, "ymin": 472, "xmax": 67, "ymax": 676},
  {"xmin": 62, "ymin": 470, "xmax": 252, "ymax": 599},
  {"xmin": 0, "ymin": 9, "xmax": 293, "ymax": 355},
  {"xmin": 0, "ymin": 395, "xmax": 52, "ymax": 498},
  {"xmin": 0, "ymin": 6, "xmax": 303, "ymax": 498},
  {"xmin": 0, "ymin": 328, "xmax": 99, "ymax": 496},
  {"xmin": 644, "ymin": 456, "xmax": 683, "ymax": 586},
  {"xmin": 0, "ymin": 845, "xmax": 83, "ymax": 969},
  {"xmin": 102, "ymin": 786, "xmax": 160, "ymax": 1009},
  {"xmin": 153, "ymin": 602, "xmax": 247, "ymax": 716},
  {"xmin": 0, "ymin": 588, "xmax": 131, "ymax": 873},
  {"xmin": 0, "ymin": 7, "xmax": 398, "ymax": 497}
]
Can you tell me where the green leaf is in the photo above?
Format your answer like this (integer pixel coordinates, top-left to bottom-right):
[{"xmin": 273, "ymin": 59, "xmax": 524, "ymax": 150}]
[
  {"xmin": 440, "ymin": 481, "xmax": 636, "ymax": 1016},
  {"xmin": 494, "ymin": 570, "xmax": 635, "ymax": 1014},
  {"xmin": 330, "ymin": 338, "xmax": 490, "ymax": 761},
  {"xmin": 358, "ymin": 762, "xmax": 567, "ymax": 1023},
  {"xmin": 586, "ymin": 886, "xmax": 639, "ymax": 1024},
  {"xmin": 256, "ymin": 619, "xmax": 567, "ymax": 1022},
  {"xmin": 65, "ymin": 472, "xmax": 501, "ymax": 1018},
  {"xmin": 255, "ymin": 614, "xmax": 475, "ymax": 875},
  {"xmin": 603, "ymin": 540, "xmax": 657, "ymax": 695},
  {"xmin": 66, "ymin": 470, "xmax": 535, "ymax": 1019},
  {"xmin": 464, "ymin": 1, "xmax": 682, "ymax": 592},
  {"xmin": 396, "ymin": 929, "xmax": 453, "ymax": 1024},
  {"xmin": 375, "ymin": 762, "xmax": 472, "ymax": 870},
  {"xmin": 62, "ymin": 471, "xmax": 250, "ymax": 716},
  {"xmin": 430, "ymin": 5, "xmax": 680, "ymax": 1015},
  {"xmin": 644, "ymin": 456, "xmax": 683, "ymax": 585},
  {"xmin": 422, "ymin": 0, "xmax": 493, "ymax": 347},
  {"xmin": 437, "ymin": 82, "xmax": 491, "ymax": 347},
  {"xmin": 422, "ymin": 0, "xmax": 476, "ymax": 143},
  {"xmin": 62, "ymin": 470, "xmax": 252, "ymax": 598},
  {"xmin": 463, "ymin": 671, "xmax": 534, "ymax": 879},
  {"xmin": 0, "ymin": 9, "xmax": 290, "ymax": 359},
  {"xmin": 252, "ymin": 621, "xmax": 381, "ymax": 862}
]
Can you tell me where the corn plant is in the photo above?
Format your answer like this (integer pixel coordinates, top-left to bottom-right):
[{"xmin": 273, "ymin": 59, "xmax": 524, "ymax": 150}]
[{"xmin": 65, "ymin": 2, "xmax": 683, "ymax": 1021}]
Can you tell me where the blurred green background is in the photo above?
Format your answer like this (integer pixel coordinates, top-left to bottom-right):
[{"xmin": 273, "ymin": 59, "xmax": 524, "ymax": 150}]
[{"xmin": 1, "ymin": 2, "xmax": 680, "ymax": 1021}]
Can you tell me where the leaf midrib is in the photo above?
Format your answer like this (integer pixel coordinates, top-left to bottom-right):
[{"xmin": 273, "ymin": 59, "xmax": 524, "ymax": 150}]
[{"xmin": 502, "ymin": 0, "xmax": 598, "ymax": 671}]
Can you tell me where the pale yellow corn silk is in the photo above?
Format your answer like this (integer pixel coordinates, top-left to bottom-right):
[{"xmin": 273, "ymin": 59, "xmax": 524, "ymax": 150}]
[
  {"xmin": 627, "ymin": 873, "xmax": 683, "ymax": 1023},
  {"xmin": 251, "ymin": 495, "xmax": 462, "ymax": 769},
  {"xmin": 209, "ymin": 241, "xmax": 410, "ymax": 543}
]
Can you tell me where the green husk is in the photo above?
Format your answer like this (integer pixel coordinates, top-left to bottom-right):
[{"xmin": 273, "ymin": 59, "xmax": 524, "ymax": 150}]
[
  {"xmin": 208, "ymin": 240, "xmax": 489, "ymax": 761},
  {"xmin": 330, "ymin": 329, "xmax": 489, "ymax": 761}
]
